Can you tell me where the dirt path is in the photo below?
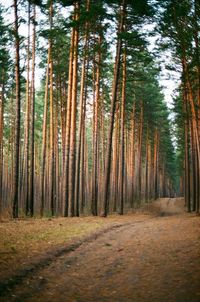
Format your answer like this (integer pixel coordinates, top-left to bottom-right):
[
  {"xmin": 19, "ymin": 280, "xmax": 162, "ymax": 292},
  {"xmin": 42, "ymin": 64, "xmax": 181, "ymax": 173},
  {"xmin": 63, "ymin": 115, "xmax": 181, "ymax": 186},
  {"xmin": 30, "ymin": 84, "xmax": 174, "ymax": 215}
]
[{"xmin": 1, "ymin": 198, "xmax": 200, "ymax": 302}]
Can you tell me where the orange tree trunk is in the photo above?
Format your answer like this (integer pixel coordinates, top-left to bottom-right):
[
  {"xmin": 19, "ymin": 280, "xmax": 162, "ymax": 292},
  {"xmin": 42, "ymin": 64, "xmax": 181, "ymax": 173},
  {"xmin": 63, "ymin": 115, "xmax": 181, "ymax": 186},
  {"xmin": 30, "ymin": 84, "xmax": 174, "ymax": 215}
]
[{"xmin": 101, "ymin": 0, "xmax": 126, "ymax": 217}]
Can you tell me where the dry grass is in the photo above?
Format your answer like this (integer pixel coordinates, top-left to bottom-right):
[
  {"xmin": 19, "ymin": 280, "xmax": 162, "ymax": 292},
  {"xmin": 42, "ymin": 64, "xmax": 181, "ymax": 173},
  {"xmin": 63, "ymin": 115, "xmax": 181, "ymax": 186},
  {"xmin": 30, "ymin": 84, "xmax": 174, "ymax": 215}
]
[
  {"xmin": 0, "ymin": 198, "xmax": 185, "ymax": 283},
  {"xmin": 0, "ymin": 213, "xmax": 148, "ymax": 281}
]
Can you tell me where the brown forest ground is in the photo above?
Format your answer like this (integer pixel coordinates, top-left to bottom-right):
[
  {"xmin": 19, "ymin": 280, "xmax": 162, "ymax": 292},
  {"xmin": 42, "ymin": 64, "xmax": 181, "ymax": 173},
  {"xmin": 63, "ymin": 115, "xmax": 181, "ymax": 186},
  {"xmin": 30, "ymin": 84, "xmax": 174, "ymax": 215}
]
[{"xmin": 0, "ymin": 198, "xmax": 200, "ymax": 302}]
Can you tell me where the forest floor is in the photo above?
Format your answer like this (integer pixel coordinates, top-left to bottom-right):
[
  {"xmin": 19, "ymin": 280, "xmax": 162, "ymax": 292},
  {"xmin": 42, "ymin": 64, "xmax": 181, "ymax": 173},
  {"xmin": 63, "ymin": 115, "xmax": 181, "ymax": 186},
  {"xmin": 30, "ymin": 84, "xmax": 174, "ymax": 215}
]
[{"xmin": 0, "ymin": 198, "xmax": 200, "ymax": 302}]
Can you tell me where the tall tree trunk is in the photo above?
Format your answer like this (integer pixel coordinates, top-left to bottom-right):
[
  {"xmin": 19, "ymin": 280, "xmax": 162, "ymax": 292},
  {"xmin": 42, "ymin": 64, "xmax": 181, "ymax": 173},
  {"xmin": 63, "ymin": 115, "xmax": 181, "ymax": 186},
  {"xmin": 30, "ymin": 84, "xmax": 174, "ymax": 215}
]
[
  {"xmin": 130, "ymin": 102, "xmax": 135, "ymax": 207},
  {"xmin": 68, "ymin": 2, "xmax": 79, "ymax": 217},
  {"xmin": 153, "ymin": 129, "xmax": 159, "ymax": 200},
  {"xmin": 148, "ymin": 138, "xmax": 152, "ymax": 199},
  {"xmin": 190, "ymin": 119, "xmax": 196, "ymax": 211},
  {"xmin": 75, "ymin": 1, "xmax": 89, "ymax": 216},
  {"xmin": 0, "ymin": 80, "xmax": 4, "ymax": 215},
  {"xmin": 182, "ymin": 57, "xmax": 200, "ymax": 163},
  {"xmin": 137, "ymin": 102, "xmax": 143, "ymax": 204},
  {"xmin": 91, "ymin": 34, "xmax": 101, "ymax": 216},
  {"xmin": 54, "ymin": 79, "xmax": 60, "ymax": 214},
  {"xmin": 145, "ymin": 126, "xmax": 149, "ymax": 203},
  {"xmin": 13, "ymin": 0, "xmax": 21, "ymax": 218},
  {"xmin": 119, "ymin": 48, "xmax": 126, "ymax": 215},
  {"xmin": 63, "ymin": 15, "xmax": 75, "ymax": 217},
  {"xmin": 22, "ymin": 2, "xmax": 31, "ymax": 215},
  {"xmin": 60, "ymin": 81, "xmax": 67, "ymax": 164},
  {"xmin": 80, "ymin": 53, "xmax": 89, "ymax": 214},
  {"xmin": 101, "ymin": 0, "xmax": 126, "ymax": 217},
  {"xmin": 74, "ymin": 46, "xmax": 87, "ymax": 216},
  {"xmin": 194, "ymin": 0, "xmax": 200, "ymax": 213},
  {"xmin": 49, "ymin": 1, "xmax": 55, "ymax": 216},
  {"xmin": 29, "ymin": 4, "xmax": 36, "ymax": 217},
  {"xmin": 112, "ymin": 105, "xmax": 119, "ymax": 212},
  {"xmin": 40, "ymin": 47, "xmax": 50, "ymax": 217}
]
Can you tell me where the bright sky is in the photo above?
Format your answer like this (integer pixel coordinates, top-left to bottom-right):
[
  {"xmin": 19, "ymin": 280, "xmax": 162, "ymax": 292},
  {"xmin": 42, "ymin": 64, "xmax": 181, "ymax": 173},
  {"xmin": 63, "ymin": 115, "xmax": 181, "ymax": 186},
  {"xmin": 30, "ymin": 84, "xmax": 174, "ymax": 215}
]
[{"xmin": 0, "ymin": 0, "xmax": 180, "ymax": 108}]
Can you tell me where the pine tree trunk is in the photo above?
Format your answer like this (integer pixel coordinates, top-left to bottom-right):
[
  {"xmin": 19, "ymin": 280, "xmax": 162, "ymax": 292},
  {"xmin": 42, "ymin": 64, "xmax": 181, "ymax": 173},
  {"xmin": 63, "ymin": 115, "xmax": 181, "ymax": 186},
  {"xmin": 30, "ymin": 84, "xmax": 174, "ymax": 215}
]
[
  {"xmin": 101, "ymin": 0, "xmax": 126, "ymax": 217},
  {"xmin": 63, "ymin": 17, "xmax": 75, "ymax": 217},
  {"xmin": 55, "ymin": 82, "xmax": 60, "ymax": 214},
  {"xmin": 130, "ymin": 102, "xmax": 135, "ymax": 207},
  {"xmin": 75, "ymin": 3, "xmax": 89, "ymax": 216},
  {"xmin": 68, "ymin": 2, "xmax": 80, "ymax": 217},
  {"xmin": 0, "ymin": 80, "xmax": 4, "ymax": 215},
  {"xmin": 91, "ymin": 34, "xmax": 101, "ymax": 216},
  {"xmin": 13, "ymin": 0, "xmax": 21, "ymax": 218},
  {"xmin": 148, "ymin": 140, "xmax": 152, "ymax": 200},
  {"xmin": 29, "ymin": 4, "xmax": 36, "ymax": 216},
  {"xmin": 194, "ymin": 0, "xmax": 200, "ymax": 213},
  {"xmin": 182, "ymin": 57, "xmax": 200, "ymax": 163},
  {"xmin": 80, "ymin": 54, "xmax": 89, "ymax": 214},
  {"xmin": 40, "ymin": 47, "xmax": 50, "ymax": 217},
  {"xmin": 49, "ymin": 1, "xmax": 55, "ymax": 216},
  {"xmin": 119, "ymin": 49, "xmax": 126, "ymax": 215},
  {"xmin": 153, "ymin": 129, "xmax": 159, "ymax": 200},
  {"xmin": 112, "ymin": 105, "xmax": 119, "ymax": 212},
  {"xmin": 23, "ymin": 2, "xmax": 31, "ymax": 215},
  {"xmin": 145, "ymin": 126, "xmax": 149, "ymax": 203},
  {"xmin": 137, "ymin": 102, "xmax": 143, "ymax": 204},
  {"xmin": 60, "ymin": 81, "xmax": 67, "ymax": 165}
]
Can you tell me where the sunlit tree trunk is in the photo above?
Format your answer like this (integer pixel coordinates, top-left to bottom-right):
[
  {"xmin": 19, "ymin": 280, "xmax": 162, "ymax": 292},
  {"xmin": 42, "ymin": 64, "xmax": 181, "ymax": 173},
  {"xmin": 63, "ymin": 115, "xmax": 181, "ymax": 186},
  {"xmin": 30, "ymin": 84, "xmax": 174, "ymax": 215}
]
[
  {"xmin": 102, "ymin": 0, "xmax": 126, "ymax": 217},
  {"xmin": 68, "ymin": 2, "xmax": 80, "ymax": 217},
  {"xmin": 182, "ymin": 56, "xmax": 200, "ymax": 164},
  {"xmin": 63, "ymin": 24, "xmax": 75, "ymax": 217}
]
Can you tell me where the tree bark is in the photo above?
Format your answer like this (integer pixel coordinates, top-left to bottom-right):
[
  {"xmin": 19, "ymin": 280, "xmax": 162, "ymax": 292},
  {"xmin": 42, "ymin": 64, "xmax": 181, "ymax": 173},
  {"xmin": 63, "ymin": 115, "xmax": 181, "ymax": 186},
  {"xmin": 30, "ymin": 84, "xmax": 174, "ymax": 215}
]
[
  {"xmin": 75, "ymin": 0, "xmax": 89, "ymax": 216},
  {"xmin": 91, "ymin": 34, "xmax": 101, "ymax": 216},
  {"xmin": 145, "ymin": 126, "xmax": 149, "ymax": 203},
  {"xmin": 13, "ymin": 0, "xmax": 21, "ymax": 218},
  {"xmin": 119, "ymin": 48, "xmax": 126, "ymax": 215},
  {"xmin": 137, "ymin": 102, "xmax": 143, "ymax": 204},
  {"xmin": 40, "ymin": 47, "xmax": 50, "ymax": 217},
  {"xmin": 101, "ymin": 0, "xmax": 126, "ymax": 217},
  {"xmin": 68, "ymin": 2, "xmax": 80, "ymax": 217},
  {"xmin": 29, "ymin": 4, "xmax": 36, "ymax": 217},
  {"xmin": 23, "ymin": 2, "xmax": 31, "ymax": 215},
  {"xmin": 153, "ymin": 129, "xmax": 159, "ymax": 200},
  {"xmin": 63, "ymin": 11, "xmax": 76, "ymax": 217},
  {"xmin": 0, "ymin": 80, "xmax": 4, "ymax": 215},
  {"xmin": 49, "ymin": 0, "xmax": 55, "ymax": 216}
]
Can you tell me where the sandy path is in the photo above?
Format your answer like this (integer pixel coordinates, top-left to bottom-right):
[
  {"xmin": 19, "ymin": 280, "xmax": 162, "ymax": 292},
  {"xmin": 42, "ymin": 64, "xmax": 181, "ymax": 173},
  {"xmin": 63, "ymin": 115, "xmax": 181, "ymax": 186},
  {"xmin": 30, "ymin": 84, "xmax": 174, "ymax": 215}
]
[{"xmin": 1, "ymin": 198, "xmax": 200, "ymax": 302}]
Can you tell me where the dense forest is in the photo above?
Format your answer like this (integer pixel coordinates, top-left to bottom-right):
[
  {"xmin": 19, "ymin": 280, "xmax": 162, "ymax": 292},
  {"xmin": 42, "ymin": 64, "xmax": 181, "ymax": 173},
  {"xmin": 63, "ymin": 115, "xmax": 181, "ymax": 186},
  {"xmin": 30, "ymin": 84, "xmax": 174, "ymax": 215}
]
[{"xmin": 0, "ymin": 0, "xmax": 199, "ymax": 219}]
